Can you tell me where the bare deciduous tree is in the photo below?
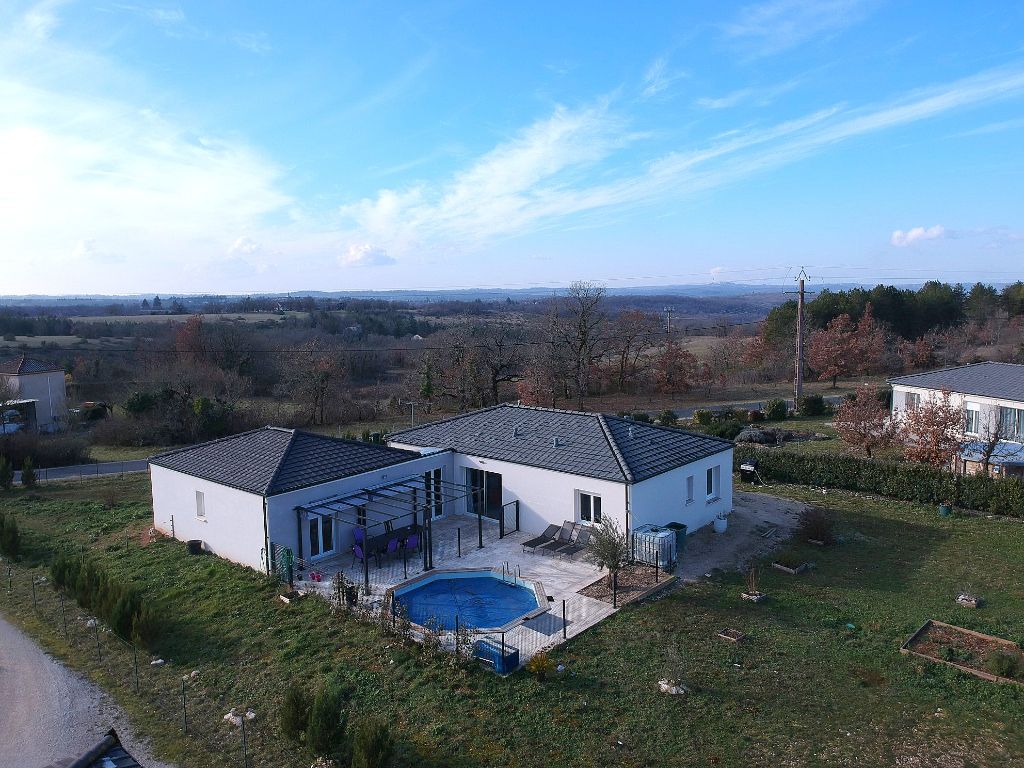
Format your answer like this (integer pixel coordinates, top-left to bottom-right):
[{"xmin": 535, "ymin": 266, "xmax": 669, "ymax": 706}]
[
  {"xmin": 901, "ymin": 389, "xmax": 964, "ymax": 468},
  {"xmin": 833, "ymin": 388, "xmax": 895, "ymax": 458},
  {"xmin": 608, "ymin": 310, "xmax": 657, "ymax": 393},
  {"xmin": 555, "ymin": 281, "xmax": 607, "ymax": 410}
]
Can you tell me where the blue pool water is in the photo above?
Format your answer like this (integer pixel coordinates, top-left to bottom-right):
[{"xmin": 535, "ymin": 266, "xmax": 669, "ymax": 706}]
[{"xmin": 394, "ymin": 574, "xmax": 539, "ymax": 631}]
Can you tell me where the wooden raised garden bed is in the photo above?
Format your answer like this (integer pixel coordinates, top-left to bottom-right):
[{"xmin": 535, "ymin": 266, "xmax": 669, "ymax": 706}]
[
  {"xmin": 900, "ymin": 619, "xmax": 1024, "ymax": 686},
  {"xmin": 717, "ymin": 628, "xmax": 746, "ymax": 643}
]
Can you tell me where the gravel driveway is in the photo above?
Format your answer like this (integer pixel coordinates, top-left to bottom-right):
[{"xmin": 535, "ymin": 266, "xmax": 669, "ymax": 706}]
[{"xmin": 0, "ymin": 614, "xmax": 173, "ymax": 768}]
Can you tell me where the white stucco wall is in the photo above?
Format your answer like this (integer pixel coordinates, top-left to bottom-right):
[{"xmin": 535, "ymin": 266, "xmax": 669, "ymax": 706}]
[
  {"xmin": 629, "ymin": 448, "xmax": 734, "ymax": 533},
  {"xmin": 267, "ymin": 452, "xmax": 452, "ymax": 567},
  {"xmin": 2, "ymin": 371, "xmax": 67, "ymax": 431},
  {"xmin": 892, "ymin": 384, "xmax": 1024, "ymax": 437},
  {"xmin": 390, "ymin": 443, "xmax": 629, "ymax": 535},
  {"xmin": 150, "ymin": 465, "xmax": 267, "ymax": 570}
]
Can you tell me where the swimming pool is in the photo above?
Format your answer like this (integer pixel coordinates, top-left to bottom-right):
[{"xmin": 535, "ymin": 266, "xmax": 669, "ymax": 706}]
[{"xmin": 391, "ymin": 568, "xmax": 548, "ymax": 633}]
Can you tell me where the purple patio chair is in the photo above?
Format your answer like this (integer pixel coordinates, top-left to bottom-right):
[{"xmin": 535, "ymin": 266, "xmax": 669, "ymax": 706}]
[
  {"xmin": 403, "ymin": 532, "xmax": 420, "ymax": 554},
  {"xmin": 384, "ymin": 537, "xmax": 399, "ymax": 564},
  {"xmin": 353, "ymin": 527, "xmax": 365, "ymax": 545},
  {"xmin": 351, "ymin": 542, "xmax": 367, "ymax": 568}
]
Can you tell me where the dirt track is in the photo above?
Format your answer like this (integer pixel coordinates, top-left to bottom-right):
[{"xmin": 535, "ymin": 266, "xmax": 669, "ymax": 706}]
[{"xmin": 0, "ymin": 614, "xmax": 173, "ymax": 768}]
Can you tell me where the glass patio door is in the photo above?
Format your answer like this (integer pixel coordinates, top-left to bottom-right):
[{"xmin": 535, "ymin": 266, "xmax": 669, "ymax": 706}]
[{"xmin": 308, "ymin": 514, "xmax": 335, "ymax": 559}]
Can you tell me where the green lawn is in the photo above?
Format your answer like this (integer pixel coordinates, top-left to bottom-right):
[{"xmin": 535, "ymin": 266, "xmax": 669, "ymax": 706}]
[
  {"xmin": 86, "ymin": 444, "xmax": 171, "ymax": 462},
  {"xmin": 1, "ymin": 477, "xmax": 1023, "ymax": 767}
]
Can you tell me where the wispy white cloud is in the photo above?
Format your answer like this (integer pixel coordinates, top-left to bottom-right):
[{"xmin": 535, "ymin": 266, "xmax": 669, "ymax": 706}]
[
  {"xmin": 695, "ymin": 79, "xmax": 800, "ymax": 109},
  {"xmin": 231, "ymin": 31, "xmax": 270, "ymax": 54},
  {"xmin": 891, "ymin": 225, "xmax": 946, "ymax": 247},
  {"xmin": 641, "ymin": 57, "xmax": 688, "ymax": 99},
  {"xmin": 340, "ymin": 64, "xmax": 1024, "ymax": 259},
  {"xmin": 723, "ymin": 0, "xmax": 874, "ymax": 56},
  {"xmin": 19, "ymin": 0, "xmax": 68, "ymax": 39},
  {"xmin": 341, "ymin": 243, "xmax": 395, "ymax": 267},
  {"xmin": 950, "ymin": 116, "xmax": 1024, "ymax": 138}
]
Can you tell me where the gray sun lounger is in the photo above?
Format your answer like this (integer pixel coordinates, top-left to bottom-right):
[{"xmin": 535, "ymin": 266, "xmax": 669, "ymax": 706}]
[
  {"xmin": 522, "ymin": 524, "xmax": 560, "ymax": 554},
  {"xmin": 538, "ymin": 521, "xmax": 578, "ymax": 556},
  {"xmin": 557, "ymin": 526, "xmax": 592, "ymax": 560}
]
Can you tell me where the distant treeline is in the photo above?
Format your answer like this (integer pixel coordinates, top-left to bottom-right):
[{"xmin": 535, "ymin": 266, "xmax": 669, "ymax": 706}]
[{"xmin": 762, "ymin": 281, "xmax": 1024, "ymax": 342}]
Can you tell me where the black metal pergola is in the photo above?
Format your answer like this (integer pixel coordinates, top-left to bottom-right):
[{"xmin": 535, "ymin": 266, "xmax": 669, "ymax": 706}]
[{"xmin": 295, "ymin": 473, "xmax": 487, "ymax": 593}]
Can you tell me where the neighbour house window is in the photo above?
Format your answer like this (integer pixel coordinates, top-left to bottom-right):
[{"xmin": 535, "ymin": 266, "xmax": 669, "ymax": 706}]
[
  {"xmin": 686, "ymin": 475, "xmax": 694, "ymax": 504},
  {"xmin": 195, "ymin": 490, "xmax": 205, "ymax": 519},
  {"xmin": 579, "ymin": 492, "xmax": 602, "ymax": 524},
  {"xmin": 706, "ymin": 466, "xmax": 720, "ymax": 501},
  {"xmin": 965, "ymin": 407, "xmax": 980, "ymax": 436},
  {"xmin": 905, "ymin": 392, "xmax": 921, "ymax": 411},
  {"xmin": 999, "ymin": 407, "xmax": 1024, "ymax": 442}
]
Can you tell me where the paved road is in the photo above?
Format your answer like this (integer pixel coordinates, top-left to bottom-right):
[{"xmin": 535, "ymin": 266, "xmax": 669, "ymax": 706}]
[
  {"xmin": 13, "ymin": 460, "xmax": 149, "ymax": 484},
  {"xmin": 0, "ymin": 614, "xmax": 172, "ymax": 768}
]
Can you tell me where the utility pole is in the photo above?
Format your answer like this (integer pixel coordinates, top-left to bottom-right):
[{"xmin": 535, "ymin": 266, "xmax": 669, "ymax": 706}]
[
  {"xmin": 400, "ymin": 400, "xmax": 422, "ymax": 427},
  {"xmin": 664, "ymin": 306, "xmax": 675, "ymax": 334},
  {"xmin": 795, "ymin": 268, "xmax": 808, "ymax": 408}
]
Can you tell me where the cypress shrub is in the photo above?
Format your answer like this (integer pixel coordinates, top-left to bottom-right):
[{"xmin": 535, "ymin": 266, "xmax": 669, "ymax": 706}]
[
  {"xmin": 658, "ymin": 410, "xmax": 678, "ymax": 427},
  {"xmin": 764, "ymin": 399, "xmax": 787, "ymax": 421},
  {"xmin": 21, "ymin": 457, "xmax": 36, "ymax": 488},
  {"xmin": 0, "ymin": 512, "xmax": 19, "ymax": 558},
  {"xmin": 797, "ymin": 393, "xmax": 829, "ymax": 416},
  {"xmin": 279, "ymin": 682, "xmax": 312, "ymax": 742},
  {"xmin": 306, "ymin": 681, "xmax": 350, "ymax": 758},
  {"xmin": 693, "ymin": 409, "xmax": 712, "ymax": 426},
  {"xmin": 0, "ymin": 456, "xmax": 12, "ymax": 490},
  {"xmin": 350, "ymin": 717, "xmax": 394, "ymax": 768},
  {"xmin": 733, "ymin": 445, "xmax": 1024, "ymax": 516}
]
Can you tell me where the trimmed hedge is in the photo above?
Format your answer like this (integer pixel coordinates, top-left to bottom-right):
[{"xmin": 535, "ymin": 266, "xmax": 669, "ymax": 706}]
[{"xmin": 734, "ymin": 445, "xmax": 1024, "ymax": 516}]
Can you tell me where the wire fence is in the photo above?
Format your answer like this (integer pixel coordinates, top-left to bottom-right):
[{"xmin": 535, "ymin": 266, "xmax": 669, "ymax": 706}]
[
  {"xmin": 13, "ymin": 460, "xmax": 149, "ymax": 485},
  {"xmin": 0, "ymin": 559, "xmax": 262, "ymax": 767}
]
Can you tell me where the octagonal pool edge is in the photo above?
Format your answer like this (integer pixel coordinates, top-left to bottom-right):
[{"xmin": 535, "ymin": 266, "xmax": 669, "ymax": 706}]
[{"xmin": 385, "ymin": 567, "xmax": 549, "ymax": 634}]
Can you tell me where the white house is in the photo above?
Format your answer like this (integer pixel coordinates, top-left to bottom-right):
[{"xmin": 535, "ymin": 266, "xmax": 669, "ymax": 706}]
[
  {"xmin": 149, "ymin": 406, "xmax": 734, "ymax": 577},
  {"xmin": 889, "ymin": 361, "xmax": 1024, "ymax": 477},
  {"xmin": 150, "ymin": 428, "xmax": 449, "ymax": 572},
  {"xmin": 0, "ymin": 355, "xmax": 68, "ymax": 433},
  {"xmin": 389, "ymin": 403, "xmax": 734, "ymax": 539}
]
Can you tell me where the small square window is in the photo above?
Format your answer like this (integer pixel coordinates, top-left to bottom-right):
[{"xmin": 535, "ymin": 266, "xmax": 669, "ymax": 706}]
[
  {"xmin": 686, "ymin": 476, "xmax": 694, "ymax": 504},
  {"xmin": 195, "ymin": 490, "xmax": 205, "ymax": 519}
]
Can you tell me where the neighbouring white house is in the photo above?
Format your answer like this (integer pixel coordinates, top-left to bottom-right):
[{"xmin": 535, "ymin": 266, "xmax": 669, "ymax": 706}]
[
  {"xmin": 889, "ymin": 361, "xmax": 1024, "ymax": 477},
  {"xmin": 389, "ymin": 403, "xmax": 734, "ymax": 540},
  {"xmin": 149, "ymin": 405, "xmax": 734, "ymax": 577},
  {"xmin": 0, "ymin": 355, "xmax": 68, "ymax": 433}
]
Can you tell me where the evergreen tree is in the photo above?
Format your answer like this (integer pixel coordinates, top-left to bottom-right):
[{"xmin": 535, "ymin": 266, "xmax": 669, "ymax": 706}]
[
  {"xmin": 21, "ymin": 457, "xmax": 36, "ymax": 488},
  {"xmin": 0, "ymin": 456, "xmax": 12, "ymax": 490}
]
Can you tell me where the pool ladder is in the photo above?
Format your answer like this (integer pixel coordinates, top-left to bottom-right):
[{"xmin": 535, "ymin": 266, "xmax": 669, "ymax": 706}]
[{"xmin": 500, "ymin": 562, "xmax": 522, "ymax": 583}]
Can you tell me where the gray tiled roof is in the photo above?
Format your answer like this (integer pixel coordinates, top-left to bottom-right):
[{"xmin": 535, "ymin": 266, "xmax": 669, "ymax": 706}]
[
  {"xmin": 888, "ymin": 362, "xmax": 1024, "ymax": 403},
  {"xmin": 390, "ymin": 404, "xmax": 733, "ymax": 484},
  {"xmin": 150, "ymin": 427, "xmax": 421, "ymax": 496},
  {"xmin": 0, "ymin": 355, "xmax": 61, "ymax": 375}
]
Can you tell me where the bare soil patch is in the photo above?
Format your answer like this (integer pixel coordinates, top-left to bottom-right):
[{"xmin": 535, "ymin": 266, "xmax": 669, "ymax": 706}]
[
  {"xmin": 578, "ymin": 562, "xmax": 669, "ymax": 605},
  {"xmin": 904, "ymin": 620, "xmax": 1024, "ymax": 685}
]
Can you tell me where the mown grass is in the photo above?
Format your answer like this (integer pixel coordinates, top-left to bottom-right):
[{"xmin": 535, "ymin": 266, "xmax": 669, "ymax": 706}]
[{"xmin": 1, "ymin": 476, "xmax": 1023, "ymax": 767}]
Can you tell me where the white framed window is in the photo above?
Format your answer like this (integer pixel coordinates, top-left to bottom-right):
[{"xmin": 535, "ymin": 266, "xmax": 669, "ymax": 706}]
[
  {"xmin": 905, "ymin": 392, "xmax": 921, "ymax": 411},
  {"xmin": 965, "ymin": 406, "xmax": 980, "ymax": 436},
  {"xmin": 706, "ymin": 466, "xmax": 720, "ymax": 501},
  {"xmin": 685, "ymin": 475, "xmax": 694, "ymax": 504},
  {"xmin": 578, "ymin": 491, "xmax": 602, "ymax": 524},
  {"xmin": 195, "ymin": 490, "xmax": 206, "ymax": 519}
]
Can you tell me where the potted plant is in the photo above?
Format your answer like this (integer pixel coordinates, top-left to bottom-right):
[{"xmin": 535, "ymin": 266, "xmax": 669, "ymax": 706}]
[
  {"xmin": 797, "ymin": 507, "xmax": 835, "ymax": 546},
  {"xmin": 740, "ymin": 566, "xmax": 767, "ymax": 602},
  {"xmin": 713, "ymin": 511, "xmax": 729, "ymax": 534}
]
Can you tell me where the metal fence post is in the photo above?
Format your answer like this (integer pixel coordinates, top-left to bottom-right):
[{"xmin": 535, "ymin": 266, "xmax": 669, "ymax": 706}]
[
  {"xmin": 613, "ymin": 572, "xmax": 618, "ymax": 608},
  {"xmin": 457, "ymin": 527, "xmax": 461, "ymax": 558},
  {"xmin": 477, "ymin": 512, "xmax": 483, "ymax": 549},
  {"xmin": 7, "ymin": 566, "xmax": 12, "ymax": 594},
  {"xmin": 94, "ymin": 621, "xmax": 102, "ymax": 661},
  {"xmin": 181, "ymin": 678, "xmax": 188, "ymax": 734},
  {"xmin": 655, "ymin": 551, "xmax": 660, "ymax": 584},
  {"xmin": 515, "ymin": 500, "xmax": 520, "ymax": 532},
  {"xmin": 240, "ymin": 715, "xmax": 249, "ymax": 768},
  {"xmin": 31, "ymin": 576, "xmax": 37, "ymax": 610},
  {"xmin": 133, "ymin": 645, "xmax": 140, "ymax": 694},
  {"xmin": 60, "ymin": 593, "xmax": 68, "ymax": 636},
  {"xmin": 562, "ymin": 599, "xmax": 567, "ymax": 639}
]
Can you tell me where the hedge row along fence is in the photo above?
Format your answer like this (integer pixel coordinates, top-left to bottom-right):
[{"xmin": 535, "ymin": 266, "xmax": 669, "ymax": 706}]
[
  {"xmin": 50, "ymin": 551, "xmax": 162, "ymax": 646},
  {"xmin": 733, "ymin": 445, "xmax": 1024, "ymax": 517}
]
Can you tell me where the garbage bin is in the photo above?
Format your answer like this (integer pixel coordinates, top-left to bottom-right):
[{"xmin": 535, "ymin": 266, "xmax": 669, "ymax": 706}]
[
  {"xmin": 665, "ymin": 522, "xmax": 688, "ymax": 556},
  {"xmin": 739, "ymin": 460, "xmax": 760, "ymax": 484}
]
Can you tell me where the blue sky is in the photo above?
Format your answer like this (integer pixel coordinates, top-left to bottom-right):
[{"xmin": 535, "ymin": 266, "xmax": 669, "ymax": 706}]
[{"xmin": 2, "ymin": 0, "xmax": 1024, "ymax": 295}]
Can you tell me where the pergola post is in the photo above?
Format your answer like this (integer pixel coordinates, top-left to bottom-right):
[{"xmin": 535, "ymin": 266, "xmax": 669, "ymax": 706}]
[
  {"xmin": 477, "ymin": 488, "xmax": 484, "ymax": 549},
  {"xmin": 362, "ymin": 523, "xmax": 370, "ymax": 594}
]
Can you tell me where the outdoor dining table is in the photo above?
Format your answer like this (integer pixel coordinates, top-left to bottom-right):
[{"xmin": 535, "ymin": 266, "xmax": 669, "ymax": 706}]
[{"xmin": 362, "ymin": 524, "xmax": 420, "ymax": 567}]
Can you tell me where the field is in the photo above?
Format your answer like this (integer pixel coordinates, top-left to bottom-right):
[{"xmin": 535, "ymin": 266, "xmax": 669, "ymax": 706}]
[
  {"xmin": 1, "ymin": 477, "xmax": 1023, "ymax": 767},
  {"xmin": 68, "ymin": 312, "xmax": 310, "ymax": 324},
  {"xmin": 0, "ymin": 335, "xmax": 140, "ymax": 350}
]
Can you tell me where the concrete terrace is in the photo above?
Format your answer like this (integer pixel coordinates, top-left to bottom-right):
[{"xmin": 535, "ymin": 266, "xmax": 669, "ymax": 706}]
[{"xmin": 295, "ymin": 513, "xmax": 617, "ymax": 662}]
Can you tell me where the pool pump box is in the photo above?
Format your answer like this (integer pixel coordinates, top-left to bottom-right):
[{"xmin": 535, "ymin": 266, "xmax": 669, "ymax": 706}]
[{"xmin": 631, "ymin": 524, "xmax": 677, "ymax": 570}]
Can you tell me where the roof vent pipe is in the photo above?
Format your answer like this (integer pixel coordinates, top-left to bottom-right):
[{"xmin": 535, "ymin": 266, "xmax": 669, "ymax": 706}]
[
  {"xmin": 628, "ymin": 426, "xmax": 634, "ymax": 439},
  {"xmin": 512, "ymin": 426, "xmax": 520, "ymax": 438},
  {"xmin": 552, "ymin": 437, "xmax": 560, "ymax": 448}
]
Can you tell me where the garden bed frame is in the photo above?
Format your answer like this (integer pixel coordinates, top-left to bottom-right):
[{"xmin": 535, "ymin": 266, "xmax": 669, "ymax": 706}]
[
  {"xmin": 900, "ymin": 619, "xmax": 1024, "ymax": 687},
  {"xmin": 771, "ymin": 561, "xmax": 808, "ymax": 575}
]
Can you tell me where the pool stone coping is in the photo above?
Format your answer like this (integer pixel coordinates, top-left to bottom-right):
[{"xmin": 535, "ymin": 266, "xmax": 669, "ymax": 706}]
[{"xmin": 385, "ymin": 566, "xmax": 550, "ymax": 634}]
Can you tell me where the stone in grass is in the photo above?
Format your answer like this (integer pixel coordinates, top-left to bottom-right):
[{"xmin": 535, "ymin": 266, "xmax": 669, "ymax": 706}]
[
  {"xmin": 223, "ymin": 708, "xmax": 256, "ymax": 727},
  {"xmin": 956, "ymin": 593, "xmax": 984, "ymax": 609},
  {"xmin": 658, "ymin": 679, "xmax": 689, "ymax": 695},
  {"xmin": 150, "ymin": 658, "xmax": 165, "ymax": 666}
]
